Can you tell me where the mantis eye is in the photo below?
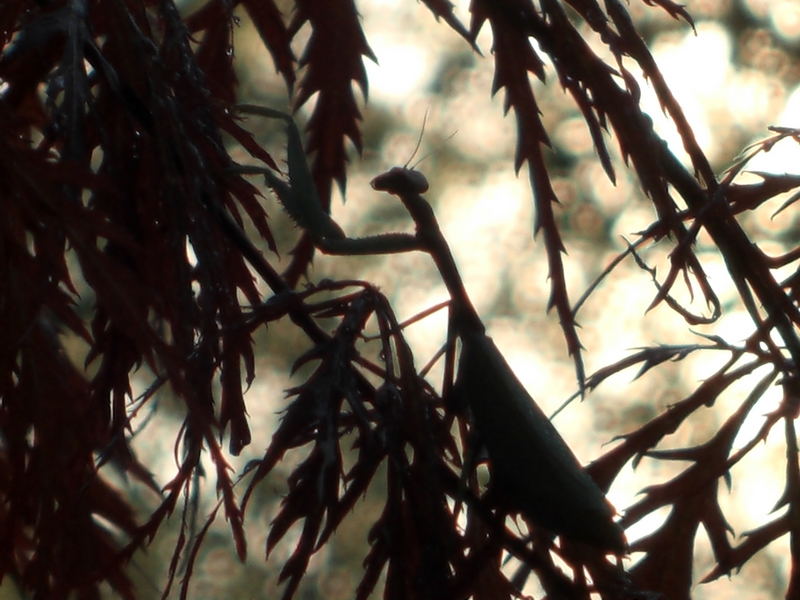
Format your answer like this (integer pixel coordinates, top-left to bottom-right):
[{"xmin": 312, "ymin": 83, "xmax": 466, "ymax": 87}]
[{"xmin": 371, "ymin": 167, "xmax": 429, "ymax": 195}]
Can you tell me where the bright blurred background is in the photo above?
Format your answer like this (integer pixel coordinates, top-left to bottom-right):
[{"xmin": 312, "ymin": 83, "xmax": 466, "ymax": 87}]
[{"xmin": 4, "ymin": 1, "xmax": 799, "ymax": 598}]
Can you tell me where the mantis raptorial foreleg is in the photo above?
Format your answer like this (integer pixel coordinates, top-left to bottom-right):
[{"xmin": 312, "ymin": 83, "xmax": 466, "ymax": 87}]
[
  {"xmin": 235, "ymin": 105, "xmax": 421, "ymax": 257},
  {"xmin": 236, "ymin": 106, "xmax": 627, "ymax": 554}
]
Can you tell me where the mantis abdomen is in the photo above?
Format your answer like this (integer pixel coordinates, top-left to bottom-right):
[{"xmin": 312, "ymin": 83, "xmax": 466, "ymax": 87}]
[{"xmin": 457, "ymin": 330, "xmax": 627, "ymax": 553}]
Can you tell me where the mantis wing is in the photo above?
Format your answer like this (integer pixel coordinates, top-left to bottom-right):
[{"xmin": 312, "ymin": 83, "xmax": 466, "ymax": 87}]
[{"xmin": 456, "ymin": 330, "xmax": 627, "ymax": 553}]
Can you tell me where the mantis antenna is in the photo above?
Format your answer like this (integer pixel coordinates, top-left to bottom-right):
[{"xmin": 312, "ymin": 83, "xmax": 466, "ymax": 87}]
[
  {"xmin": 402, "ymin": 109, "xmax": 459, "ymax": 172},
  {"xmin": 403, "ymin": 108, "xmax": 429, "ymax": 169},
  {"xmin": 409, "ymin": 128, "xmax": 459, "ymax": 171}
]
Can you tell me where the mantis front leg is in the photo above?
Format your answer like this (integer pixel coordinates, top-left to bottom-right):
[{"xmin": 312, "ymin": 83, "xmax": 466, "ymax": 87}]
[{"xmin": 235, "ymin": 105, "xmax": 422, "ymax": 258}]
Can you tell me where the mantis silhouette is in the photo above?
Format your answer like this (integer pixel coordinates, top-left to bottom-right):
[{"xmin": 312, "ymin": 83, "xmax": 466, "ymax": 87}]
[{"xmin": 237, "ymin": 105, "xmax": 627, "ymax": 554}]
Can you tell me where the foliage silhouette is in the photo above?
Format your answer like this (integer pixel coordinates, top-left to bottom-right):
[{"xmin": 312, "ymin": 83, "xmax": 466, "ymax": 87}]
[{"xmin": 3, "ymin": 1, "xmax": 800, "ymax": 599}]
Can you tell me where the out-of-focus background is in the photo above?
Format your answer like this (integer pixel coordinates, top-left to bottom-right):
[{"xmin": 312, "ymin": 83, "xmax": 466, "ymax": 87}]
[{"xmin": 4, "ymin": 1, "xmax": 800, "ymax": 598}]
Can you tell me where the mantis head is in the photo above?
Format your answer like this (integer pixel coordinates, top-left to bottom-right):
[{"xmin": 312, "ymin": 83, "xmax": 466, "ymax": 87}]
[
  {"xmin": 371, "ymin": 110, "xmax": 437, "ymax": 196},
  {"xmin": 370, "ymin": 167, "xmax": 429, "ymax": 196}
]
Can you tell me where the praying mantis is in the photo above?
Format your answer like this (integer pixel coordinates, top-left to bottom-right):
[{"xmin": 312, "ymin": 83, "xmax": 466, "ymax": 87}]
[{"xmin": 236, "ymin": 105, "xmax": 627, "ymax": 554}]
